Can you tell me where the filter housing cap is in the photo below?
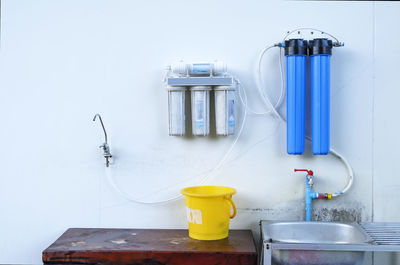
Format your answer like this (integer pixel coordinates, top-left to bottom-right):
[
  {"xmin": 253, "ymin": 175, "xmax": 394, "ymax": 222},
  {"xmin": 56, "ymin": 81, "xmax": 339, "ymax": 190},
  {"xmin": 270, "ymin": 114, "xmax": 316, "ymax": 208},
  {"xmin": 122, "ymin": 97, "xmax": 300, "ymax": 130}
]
[
  {"xmin": 284, "ymin": 39, "xmax": 308, "ymax": 56},
  {"xmin": 309, "ymin": 38, "xmax": 333, "ymax": 55}
]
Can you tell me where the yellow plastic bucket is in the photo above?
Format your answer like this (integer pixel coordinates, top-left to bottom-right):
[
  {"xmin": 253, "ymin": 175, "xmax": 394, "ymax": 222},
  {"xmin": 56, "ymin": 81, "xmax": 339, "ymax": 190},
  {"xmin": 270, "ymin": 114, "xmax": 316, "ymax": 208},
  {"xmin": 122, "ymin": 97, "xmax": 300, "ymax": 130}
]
[{"xmin": 181, "ymin": 186, "xmax": 237, "ymax": 240}]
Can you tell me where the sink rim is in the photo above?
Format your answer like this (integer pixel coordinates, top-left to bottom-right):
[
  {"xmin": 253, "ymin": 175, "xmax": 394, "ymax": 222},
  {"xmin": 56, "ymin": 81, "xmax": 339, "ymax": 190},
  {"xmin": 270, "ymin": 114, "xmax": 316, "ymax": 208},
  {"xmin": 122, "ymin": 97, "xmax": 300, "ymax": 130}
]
[{"xmin": 261, "ymin": 221, "xmax": 374, "ymax": 245}]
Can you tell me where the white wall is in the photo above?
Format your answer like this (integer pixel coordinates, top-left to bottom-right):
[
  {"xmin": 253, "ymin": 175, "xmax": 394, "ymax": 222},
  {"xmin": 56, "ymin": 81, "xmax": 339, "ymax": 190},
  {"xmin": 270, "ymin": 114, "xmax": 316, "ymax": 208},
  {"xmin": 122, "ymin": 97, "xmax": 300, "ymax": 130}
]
[
  {"xmin": 373, "ymin": 2, "xmax": 400, "ymax": 264},
  {"xmin": 0, "ymin": 0, "xmax": 398, "ymax": 264}
]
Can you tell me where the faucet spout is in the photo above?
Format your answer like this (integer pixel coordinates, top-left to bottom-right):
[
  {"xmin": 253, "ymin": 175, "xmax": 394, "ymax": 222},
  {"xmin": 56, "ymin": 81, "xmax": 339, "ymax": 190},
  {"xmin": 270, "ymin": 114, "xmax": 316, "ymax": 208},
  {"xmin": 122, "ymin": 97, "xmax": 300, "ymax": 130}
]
[
  {"xmin": 93, "ymin": 114, "xmax": 112, "ymax": 167},
  {"xmin": 93, "ymin": 114, "xmax": 108, "ymax": 143}
]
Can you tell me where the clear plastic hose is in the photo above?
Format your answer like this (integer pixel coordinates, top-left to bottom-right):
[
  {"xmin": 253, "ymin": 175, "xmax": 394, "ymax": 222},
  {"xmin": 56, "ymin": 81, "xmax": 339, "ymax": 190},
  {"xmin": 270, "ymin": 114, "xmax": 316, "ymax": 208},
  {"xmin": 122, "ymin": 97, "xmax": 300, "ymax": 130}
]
[{"xmin": 104, "ymin": 79, "xmax": 249, "ymax": 204}]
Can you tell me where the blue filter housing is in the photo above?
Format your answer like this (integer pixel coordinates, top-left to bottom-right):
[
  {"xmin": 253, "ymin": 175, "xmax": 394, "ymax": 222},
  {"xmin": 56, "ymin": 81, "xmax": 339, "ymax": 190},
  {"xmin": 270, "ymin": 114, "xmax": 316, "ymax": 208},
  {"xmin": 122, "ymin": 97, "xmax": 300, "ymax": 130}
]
[
  {"xmin": 309, "ymin": 39, "xmax": 333, "ymax": 155},
  {"xmin": 285, "ymin": 39, "xmax": 308, "ymax": 155}
]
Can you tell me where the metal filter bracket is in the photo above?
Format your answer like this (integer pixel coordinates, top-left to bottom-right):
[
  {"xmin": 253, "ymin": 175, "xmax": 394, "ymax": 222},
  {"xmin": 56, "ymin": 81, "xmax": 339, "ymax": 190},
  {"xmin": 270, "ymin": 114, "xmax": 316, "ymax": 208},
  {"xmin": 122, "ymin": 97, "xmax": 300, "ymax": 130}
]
[{"xmin": 167, "ymin": 76, "xmax": 234, "ymax": 86}]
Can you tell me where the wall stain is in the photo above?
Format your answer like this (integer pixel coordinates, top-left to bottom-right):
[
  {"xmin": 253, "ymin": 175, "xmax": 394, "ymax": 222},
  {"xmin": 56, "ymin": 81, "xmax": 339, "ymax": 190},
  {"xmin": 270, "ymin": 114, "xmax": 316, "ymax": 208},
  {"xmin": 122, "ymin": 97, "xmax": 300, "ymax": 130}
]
[
  {"xmin": 312, "ymin": 208, "xmax": 362, "ymax": 223},
  {"xmin": 237, "ymin": 201, "xmax": 367, "ymax": 223}
]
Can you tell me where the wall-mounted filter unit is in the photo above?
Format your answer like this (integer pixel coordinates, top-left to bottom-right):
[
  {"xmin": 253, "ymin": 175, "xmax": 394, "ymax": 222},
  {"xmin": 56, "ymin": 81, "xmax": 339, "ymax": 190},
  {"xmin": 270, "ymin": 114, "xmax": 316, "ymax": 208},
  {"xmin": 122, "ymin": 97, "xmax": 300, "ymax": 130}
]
[
  {"xmin": 215, "ymin": 86, "xmax": 235, "ymax": 136},
  {"xmin": 191, "ymin": 86, "xmax": 211, "ymax": 136},
  {"xmin": 165, "ymin": 60, "xmax": 235, "ymax": 137},
  {"xmin": 309, "ymin": 38, "xmax": 333, "ymax": 155},
  {"xmin": 285, "ymin": 39, "xmax": 307, "ymax": 155},
  {"xmin": 167, "ymin": 86, "xmax": 186, "ymax": 136}
]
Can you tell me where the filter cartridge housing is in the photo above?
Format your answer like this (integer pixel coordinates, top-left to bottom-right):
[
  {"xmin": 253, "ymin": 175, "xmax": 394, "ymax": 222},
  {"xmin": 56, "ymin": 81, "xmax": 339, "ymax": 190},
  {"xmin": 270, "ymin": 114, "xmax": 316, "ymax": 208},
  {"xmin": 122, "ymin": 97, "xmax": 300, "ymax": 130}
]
[
  {"xmin": 309, "ymin": 38, "xmax": 333, "ymax": 155},
  {"xmin": 191, "ymin": 86, "xmax": 211, "ymax": 136},
  {"xmin": 167, "ymin": 86, "xmax": 186, "ymax": 136},
  {"xmin": 285, "ymin": 39, "xmax": 308, "ymax": 155},
  {"xmin": 214, "ymin": 85, "xmax": 235, "ymax": 136}
]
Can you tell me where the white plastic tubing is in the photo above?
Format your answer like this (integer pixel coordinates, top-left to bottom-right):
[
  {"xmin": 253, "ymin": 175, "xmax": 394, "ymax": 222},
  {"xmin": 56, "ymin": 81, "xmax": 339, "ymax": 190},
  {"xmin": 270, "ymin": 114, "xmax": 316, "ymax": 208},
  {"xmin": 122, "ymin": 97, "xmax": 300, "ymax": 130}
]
[{"xmin": 104, "ymin": 28, "xmax": 353, "ymax": 204}]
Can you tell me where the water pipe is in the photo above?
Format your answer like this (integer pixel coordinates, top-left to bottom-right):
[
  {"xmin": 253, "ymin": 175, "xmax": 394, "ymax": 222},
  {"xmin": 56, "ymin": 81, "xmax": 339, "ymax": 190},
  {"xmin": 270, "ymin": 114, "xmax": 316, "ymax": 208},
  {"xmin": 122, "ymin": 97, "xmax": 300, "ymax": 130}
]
[{"xmin": 295, "ymin": 169, "xmax": 332, "ymax": 221}]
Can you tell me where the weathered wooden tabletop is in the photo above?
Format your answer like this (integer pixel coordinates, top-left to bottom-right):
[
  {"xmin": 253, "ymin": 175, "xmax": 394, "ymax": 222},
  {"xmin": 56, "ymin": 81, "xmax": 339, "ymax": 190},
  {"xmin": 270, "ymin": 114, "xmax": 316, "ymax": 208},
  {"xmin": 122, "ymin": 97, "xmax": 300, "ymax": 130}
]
[{"xmin": 42, "ymin": 228, "xmax": 257, "ymax": 265}]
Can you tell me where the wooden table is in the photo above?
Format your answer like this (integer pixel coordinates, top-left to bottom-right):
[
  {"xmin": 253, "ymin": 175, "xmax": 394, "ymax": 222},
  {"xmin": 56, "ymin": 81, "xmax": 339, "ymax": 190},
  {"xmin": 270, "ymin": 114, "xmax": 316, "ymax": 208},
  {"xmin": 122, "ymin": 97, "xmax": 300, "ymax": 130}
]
[{"xmin": 42, "ymin": 228, "xmax": 257, "ymax": 265}]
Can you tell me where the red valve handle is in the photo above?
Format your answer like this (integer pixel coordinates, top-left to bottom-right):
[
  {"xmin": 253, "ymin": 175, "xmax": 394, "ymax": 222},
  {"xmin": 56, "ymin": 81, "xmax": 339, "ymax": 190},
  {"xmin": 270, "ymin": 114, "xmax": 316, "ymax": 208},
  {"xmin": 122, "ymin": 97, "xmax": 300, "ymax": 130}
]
[{"xmin": 294, "ymin": 169, "xmax": 314, "ymax": 176}]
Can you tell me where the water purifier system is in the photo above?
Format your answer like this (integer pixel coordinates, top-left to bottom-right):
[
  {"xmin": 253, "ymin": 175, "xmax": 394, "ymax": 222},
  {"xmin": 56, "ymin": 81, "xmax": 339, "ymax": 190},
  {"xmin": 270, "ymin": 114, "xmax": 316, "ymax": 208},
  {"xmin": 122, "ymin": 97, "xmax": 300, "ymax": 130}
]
[
  {"xmin": 250, "ymin": 29, "xmax": 352, "ymax": 208},
  {"xmin": 280, "ymin": 36, "xmax": 342, "ymax": 155},
  {"xmin": 95, "ymin": 28, "xmax": 354, "ymax": 206},
  {"xmin": 165, "ymin": 60, "xmax": 236, "ymax": 136},
  {"xmin": 164, "ymin": 33, "xmax": 341, "ymax": 153}
]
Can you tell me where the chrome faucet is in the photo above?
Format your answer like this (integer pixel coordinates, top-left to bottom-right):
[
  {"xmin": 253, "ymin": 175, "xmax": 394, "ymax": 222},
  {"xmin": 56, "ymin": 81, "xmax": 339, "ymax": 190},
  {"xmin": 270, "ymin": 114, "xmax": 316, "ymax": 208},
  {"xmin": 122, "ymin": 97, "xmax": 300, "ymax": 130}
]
[{"xmin": 93, "ymin": 114, "xmax": 112, "ymax": 167}]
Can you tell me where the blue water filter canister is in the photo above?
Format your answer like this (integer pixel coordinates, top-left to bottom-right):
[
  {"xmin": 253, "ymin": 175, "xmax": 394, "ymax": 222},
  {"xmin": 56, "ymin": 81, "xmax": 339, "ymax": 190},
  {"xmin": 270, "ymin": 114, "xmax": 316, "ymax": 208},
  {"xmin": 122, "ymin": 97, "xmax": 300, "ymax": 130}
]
[
  {"xmin": 285, "ymin": 39, "xmax": 308, "ymax": 155},
  {"xmin": 309, "ymin": 39, "xmax": 333, "ymax": 155}
]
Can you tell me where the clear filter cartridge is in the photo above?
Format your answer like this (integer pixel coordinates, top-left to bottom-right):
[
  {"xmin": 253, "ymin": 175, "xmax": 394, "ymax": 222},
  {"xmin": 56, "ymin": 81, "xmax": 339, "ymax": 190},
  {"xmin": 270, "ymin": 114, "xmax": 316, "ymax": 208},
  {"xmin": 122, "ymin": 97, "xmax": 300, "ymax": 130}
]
[
  {"xmin": 167, "ymin": 86, "xmax": 186, "ymax": 136},
  {"xmin": 285, "ymin": 39, "xmax": 308, "ymax": 155},
  {"xmin": 309, "ymin": 38, "xmax": 333, "ymax": 155},
  {"xmin": 214, "ymin": 85, "xmax": 235, "ymax": 136},
  {"xmin": 191, "ymin": 86, "xmax": 211, "ymax": 136}
]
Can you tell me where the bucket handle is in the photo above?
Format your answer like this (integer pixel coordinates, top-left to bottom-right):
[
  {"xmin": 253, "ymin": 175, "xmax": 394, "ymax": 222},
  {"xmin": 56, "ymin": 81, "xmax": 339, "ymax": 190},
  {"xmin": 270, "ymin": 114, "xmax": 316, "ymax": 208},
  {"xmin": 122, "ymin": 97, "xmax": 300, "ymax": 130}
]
[{"xmin": 226, "ymin": 196, "xmax": 237, "ymax": 219}]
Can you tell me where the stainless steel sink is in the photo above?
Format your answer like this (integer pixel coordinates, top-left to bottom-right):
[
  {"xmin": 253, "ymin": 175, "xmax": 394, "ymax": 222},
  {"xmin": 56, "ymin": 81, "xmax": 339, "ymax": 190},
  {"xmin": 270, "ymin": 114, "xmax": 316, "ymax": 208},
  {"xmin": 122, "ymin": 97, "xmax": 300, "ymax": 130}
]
[{"xmin": 261, "ymin": 221, "xmax": 372, "ymax": 265}]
